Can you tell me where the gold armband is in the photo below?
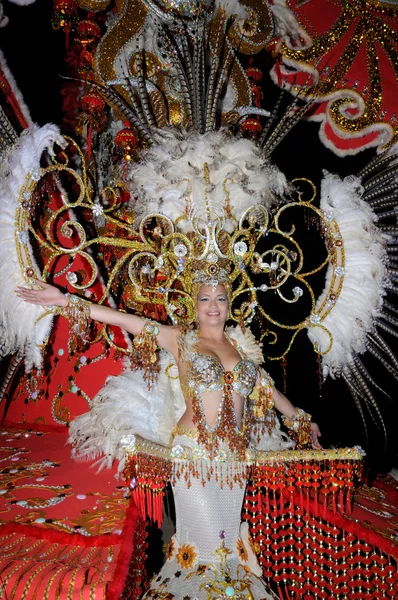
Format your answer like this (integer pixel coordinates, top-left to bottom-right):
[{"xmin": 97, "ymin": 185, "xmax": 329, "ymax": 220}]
[
  {"xmin": 251, "ymin": 376, "xmax": 275, "ymax": 420},
  {"xmin": 132, "ymin": 321, "xmax": 160, "ymax": 389},
  {"xmin": 282, "ymin": 408, "xmax": 312, "ymax": 449},
  {"xmin": 62, "ymin": 294, "xmax": 91, "ymax": 352},
  {"xmin": 250, "ymin": 373, "xmax": 276, "ymax": 435}
]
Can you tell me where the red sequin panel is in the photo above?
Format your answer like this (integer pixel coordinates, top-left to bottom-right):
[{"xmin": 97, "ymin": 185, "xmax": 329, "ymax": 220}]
[{"xmin": 0, "ymin": 426, "xmax": 146, "ymax": 599}]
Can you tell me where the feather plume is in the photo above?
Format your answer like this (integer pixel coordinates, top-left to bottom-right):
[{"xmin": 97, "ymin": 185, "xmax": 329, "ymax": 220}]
[
  {"xmin": 214, "ymin": 0, "xmax": 248, "ymax": 19},
  {"xmin": 342, "ymin": 371, "xmax": 368, "ymax": 438},
  {"xmin": 226, "ymin": 325, "xmax": 264, "ymax": 364},
  {"xmin": 127, "ymin": 128, "xmax": 287, "ymax": 232},
  {"xmin": 71, "ymin": 78, "xmax": 153, "ymax": 145},
  {"xmin": 250, "ymin": 418, "xmax": 293, "ymax": 452},
  {"xmin": 307, "ymin": 172, "xmax": 388, "ymax": 378},
  {"xmin": 68, "ymin": 351, "xmax": 186, "ymax": 474},
  {"xmin": 0, "ymin": 124, "xmax": 65, "ymax": 369},
  {"xmin": 0, "ymin": 51, "xmax": 32, "ymax": 126},
  {"xmin": 269, "ymin": 0, "xmax": 311, "ymax": 45},
  {"xmin": 6, "ymin": 0, "xmax": 36, "ymax": 5},
  {"xmin": 353, "ymin": 356, "xmax": 390, "ymax": 400}
]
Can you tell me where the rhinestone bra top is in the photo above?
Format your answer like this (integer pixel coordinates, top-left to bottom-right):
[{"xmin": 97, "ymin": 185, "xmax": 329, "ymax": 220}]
[
  {"xmin": 186, "ymin": 352, "xmax": 257, "ymax": 397},
  {"xmin": 178, "ymin": 331, "xmax": 258, "ymax": 458}
]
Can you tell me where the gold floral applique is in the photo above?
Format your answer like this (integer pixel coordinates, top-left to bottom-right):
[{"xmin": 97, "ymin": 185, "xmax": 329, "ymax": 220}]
[
  {"xmin": 176, "ymin": 543, "xmax": 198, "ymax": 569},
  {"xmin": 248, "ymin": 531, "xmax": 260, "ymax": 556}
]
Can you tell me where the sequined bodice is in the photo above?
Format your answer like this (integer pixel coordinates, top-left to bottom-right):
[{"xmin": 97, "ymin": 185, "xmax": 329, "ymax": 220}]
[
  {"xmin": 187, "ymin": 353, "xmax": 257, "ymax": 396},
  {"xmin": 178, "ymin": 330, "xmax": 258, "ymax": 458}
]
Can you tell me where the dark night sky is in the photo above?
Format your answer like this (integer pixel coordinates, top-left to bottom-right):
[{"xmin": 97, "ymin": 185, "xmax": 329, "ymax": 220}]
[
  {"xmin": 0, "ymin": 0, "xmax": 64, "ymax": 125},
  {"xmin": 0, "ymin": 0, "xmax": 397, "ymax": 472}
]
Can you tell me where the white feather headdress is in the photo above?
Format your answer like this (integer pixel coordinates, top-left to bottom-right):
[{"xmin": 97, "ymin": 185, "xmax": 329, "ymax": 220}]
[{"xmin": 127, "ymin": 129, "xmax": 288, "ymax": 233}]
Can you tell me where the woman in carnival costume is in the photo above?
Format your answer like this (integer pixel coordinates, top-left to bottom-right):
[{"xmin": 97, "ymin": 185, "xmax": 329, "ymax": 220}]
[
  {"xmin": 14, "ymin": 113, "xmax": 324, "ymax": 595},
  {"xmin": 15, "ymin": 123, "xmax": 324, "ymax": 599},
  {"xmin": 17, "ymin": 257, "xmax": 321, "ymax": 599}
]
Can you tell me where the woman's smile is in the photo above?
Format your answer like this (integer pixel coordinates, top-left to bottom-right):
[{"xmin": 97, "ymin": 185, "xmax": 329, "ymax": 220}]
[{"xmin": 196, "ymin": 283, "xmax": 230, "ymax": 327}]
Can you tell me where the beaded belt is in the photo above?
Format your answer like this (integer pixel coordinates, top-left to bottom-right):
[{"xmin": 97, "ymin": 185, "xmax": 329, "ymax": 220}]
[{"xmin": 121, "ymin": 434, "xmax": 364, "ymax": 525}]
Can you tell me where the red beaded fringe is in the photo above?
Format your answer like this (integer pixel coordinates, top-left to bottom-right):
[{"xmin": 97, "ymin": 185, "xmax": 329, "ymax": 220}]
[
  {"xmin": 243, "ymin": 471, "xmax": 398, "ymax": 598},
  {"xmin": 124, "ymin": 452, "xmax": 171, "ymax": 525}
]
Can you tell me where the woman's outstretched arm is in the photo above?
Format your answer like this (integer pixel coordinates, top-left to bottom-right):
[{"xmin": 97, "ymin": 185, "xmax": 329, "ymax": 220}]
[{"xmin": 15, "ymin": 280, "xmax": 178, "ymax": 354}]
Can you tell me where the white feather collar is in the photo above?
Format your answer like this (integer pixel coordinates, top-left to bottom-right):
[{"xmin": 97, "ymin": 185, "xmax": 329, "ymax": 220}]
[{"xmin": 226, "ymin": 325, "xmax": 264, "ymax": 365}]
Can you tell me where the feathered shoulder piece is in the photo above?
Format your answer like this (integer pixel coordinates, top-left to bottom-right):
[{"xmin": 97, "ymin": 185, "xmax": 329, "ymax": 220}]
[
  {"xmin": 176, "ymin": 328, "xmax": 198, "ymax": 362},
  {"xmin": 225, "ymin": 325, "xmax": 264, "ymax": 365}
]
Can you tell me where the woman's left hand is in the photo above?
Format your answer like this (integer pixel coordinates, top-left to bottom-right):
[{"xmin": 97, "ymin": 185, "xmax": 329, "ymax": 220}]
[{"xmin": 310, "ymin": 422, "xmax": 322, "ymax": 449}]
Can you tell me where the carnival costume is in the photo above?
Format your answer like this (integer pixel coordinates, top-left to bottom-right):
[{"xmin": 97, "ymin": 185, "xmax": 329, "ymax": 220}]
[
  {"xmin": 140, "ymin": 328, "xmax": 281, "ymax": 599},
  {"xmin": 68, "ymin": 311, "xmax": 295, "ymax": 599},
  {"xmin": 69, "ymin": 297, "xmax": 298, "ymax": 600},
  {"xmin": 0, "ymin": 0, "xmax": 397, "ymax": 598}
]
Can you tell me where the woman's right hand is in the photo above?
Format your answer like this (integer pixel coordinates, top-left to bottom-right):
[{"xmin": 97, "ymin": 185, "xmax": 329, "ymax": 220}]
[{"xmin": 15, "ymin": 279, "xmax": 68, "ymax": 308}]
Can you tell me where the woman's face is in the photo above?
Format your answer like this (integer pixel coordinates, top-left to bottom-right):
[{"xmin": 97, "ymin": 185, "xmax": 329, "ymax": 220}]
[{"xmin": 196, "ymin": 284, "xmax": 229, "ymax": 328}]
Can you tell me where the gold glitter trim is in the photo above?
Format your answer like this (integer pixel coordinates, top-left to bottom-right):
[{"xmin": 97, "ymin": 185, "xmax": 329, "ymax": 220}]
[
  {"xmin": 95, "ymin": 0, "xmax": 148, "ymax": 84},
  {"xmin": 278, "ymin": 0, "xmax": 398, "ymax": 148},
  {"xmin": 124, "ymin": 433, "xmax": 364, "ymax": 464}
]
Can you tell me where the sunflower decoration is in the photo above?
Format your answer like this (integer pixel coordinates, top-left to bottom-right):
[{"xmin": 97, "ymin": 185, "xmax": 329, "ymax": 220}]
[
  {"xmin": 236, "ymin": 538, "xmax": 249, "ymax": 563},
  {"xmin": 176, "ymin": 543, "xmax": 198, "ymax": 570},
  {"xmin": 164, "ymin": 538, "xmax": 175, "ymax": 561}
]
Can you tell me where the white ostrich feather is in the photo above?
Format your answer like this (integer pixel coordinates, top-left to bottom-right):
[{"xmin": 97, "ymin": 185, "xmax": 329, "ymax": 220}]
[
  {"xmin": 226, "ymin": 325, "xmax": 264, "ymax": 364},
  {"xmin": 127, "ymin": 129, "xmax": 287, "ymax": 233},
  {"xmin": 68, "ymin": 326, "xmax": 266, "ymax": 472},
  {"xmin": 251, "ymin": 419, "xmax": 294, "ymax": 452},
  {"xmin": 307, "ymin": 173, "xmax": 388, "ymax": 377},
  {"xmin": 269, "ymin": 0, "xmax": 312, "ymax": 48},
  {"xmin": 68, "ymin": 351, "xmax": 186, "ymax": 474},
  {"xmin": 0, "ymin": 0, "xmax": 36, "ymax": 25},
  {"xmin": 0, "ymin": 124, "xmax": 66, "ymax": 369},
  {"xmin": 7, "ymin": 0, "xmax": 36, "ymax": 5}
]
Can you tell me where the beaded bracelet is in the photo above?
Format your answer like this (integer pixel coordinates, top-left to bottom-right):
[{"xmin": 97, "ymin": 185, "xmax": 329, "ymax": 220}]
[
  {"xmin": 282, "ymin": 408, "xmax": 312, "ymax": 449},
  {"xmin": 63, "ymin": 294, "xmax": 91, "ymax": 352},
  {"xmin": 132, "ymin": 321, "xmax": 160, "ymax": 389}
]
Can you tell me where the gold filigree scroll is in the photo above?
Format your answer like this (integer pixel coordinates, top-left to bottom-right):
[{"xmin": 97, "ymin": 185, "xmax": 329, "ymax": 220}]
[
  {"xmin": 277, "ymin": 0, "xmax": 398, "ymax": 149},
  {"xmin": 254, "ymin": 178, "xmax": 344, "ymax": 361},
  {"xmin": 17, "ymin": 142, "xmax": 344, "ymax": 364},
  {"xmin": 16, "ymin": 137, "xmax": 146, "ymax": 357}
]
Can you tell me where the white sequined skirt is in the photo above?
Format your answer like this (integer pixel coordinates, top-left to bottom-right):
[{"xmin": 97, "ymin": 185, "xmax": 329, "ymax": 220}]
[{"xmin": 142, "ymin": 432, "xmax": 277, "ymax": 600}]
